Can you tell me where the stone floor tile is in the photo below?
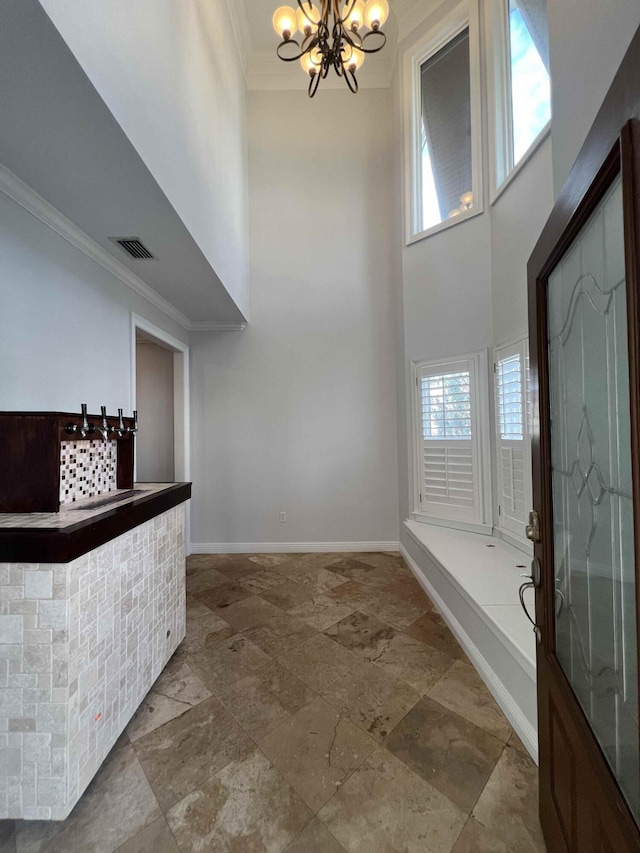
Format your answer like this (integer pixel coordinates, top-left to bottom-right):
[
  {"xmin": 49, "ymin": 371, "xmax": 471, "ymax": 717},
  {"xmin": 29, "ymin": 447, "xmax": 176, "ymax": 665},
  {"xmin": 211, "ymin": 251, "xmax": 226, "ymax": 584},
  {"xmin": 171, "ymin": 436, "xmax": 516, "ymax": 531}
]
[
  {"xmin": 404, "ymin": 611, "xmax": 466, "ymax": 658},
  {"xmin": 322, "ymin": 660, "xmax": 420, "ymax": 742},
  {"xmin": 288, "ymin": 594, "xmax": 357, "ymax": 631},
  {"xmin": 356, "ymin": 552, "xmax": 408, "ymax": 572},
  {"xmin": 194, "ymin": 580, "xmax": 253, "ymax": 612},
  {"xmin": 216, "ymin": 660, "xmax": 316, "ymax": 739},
  {"xmin": 185, "ymin": 566, "xmax": 231, "ymax": 595},
  {"xmin": 451, "ymin": 817, "xmax": 511, "ymax": 852},
  {"xmin": 359, "ymin": 590, "xmax": 430, "ymax": 630},
  {"xmin": 327, "ymin": 558, "xmax": 397, "ymax": 588},
  {"xmin": 0, "ymin": 821, "xmax": 15, "ymax": 853},
  {"xmin": 508, "ymin": 729, "xmax": 530, "ymax": 757},
  {"xmin": 287, "ymin": 567, "xmax": 349, "ymax": 593},
  {"xmin": 382, "ymin": 573, "xmax": 432, "ymax": 606},
  {"xmin": 188, "ymin": 633, "xmax": 272, "ymax": 692},
  {"xmin": 133, "ymin": 696, "xmax": 254, "ymax": 812},
  {"xmin": 215, "ymin": 595, "xmax": 284, "ymax": 631},
  {"xmin": 15, "ymin": 739, "xmax": 161, "ymax": 853},
  {"xmin": 243, "ymin": 613, "xmax": 317, "ymax": 657},
  {"xmin": 259, "ymin": 697, "xmax": 376, "ymax": 812},
  {"xmin": 174, "ymin": 607, "xmax": 234, "ymax": 659},
  {"xmin": 247, "ymin": 554, "xmax": 295, "ymax": 568},
  {"xmin": 324, "ymin": 581, "xmax": 375, "ymax": 610},
  {"xmin": 324, "ymin": 611, "xmax": 396, "ymax": 657},
  {"xmin": 385, "ymin": 696, "xmax": 504, "ymax": 813},
  {"xmin": 428, "ymin": 659, "xmax": 512, "ymax": 742},
  {"xmin": 318, "ymin": 748, "xmax": 466, "ymax": 853},
  {"xmin": 209, "ymin": 556, "xmax": 260, "ymax": 580},
  {"xmin": 278, "ymin": 634, "xmax": 360, "ymax": 693},
  {"xmin": 367, "ymin": 631, "xmax": 456, "ymax": 695},
  {"xmin": 114, "ymin": 816, "xmax": 180, "ymax": 853},
  {"xmin": 241, "ymin": 569, "xmax": 290, "ymax": 593},
  {"xmin": 284, "ymin": 818, "xmax": 346, "ymax": 852},
  {"xmin": 166, "ymin": 749, "xmax": 312, "ymax": 853},
  {"xmin": 261, "ymin": 580, "xmax": 315, "ymax": 610},
  {"xmin": 126, "ymin": 656, "xmax": 212, "ymax": 742},
  {"xmin": 472, "ymin": 746, "xmax": 546, "ymax": 852}
]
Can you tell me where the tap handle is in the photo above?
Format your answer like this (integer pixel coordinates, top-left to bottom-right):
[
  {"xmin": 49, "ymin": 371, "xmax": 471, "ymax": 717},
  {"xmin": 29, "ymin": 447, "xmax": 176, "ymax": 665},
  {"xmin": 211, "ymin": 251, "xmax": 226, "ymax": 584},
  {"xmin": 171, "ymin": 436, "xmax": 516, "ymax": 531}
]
[
  {"xmin": 81, "ymin": 403, "xmax": 89, "ymax": 429},
  {"xmin": 133, "ymin": 410, "xmax": 138, "ymax": 432},
  {"xmin": 118, "ymin": 408, "xmax": 124, "ymax": 429},
  {"xmin": 101, "ymin": 405, "xmax": 108, "ymax": 425}
]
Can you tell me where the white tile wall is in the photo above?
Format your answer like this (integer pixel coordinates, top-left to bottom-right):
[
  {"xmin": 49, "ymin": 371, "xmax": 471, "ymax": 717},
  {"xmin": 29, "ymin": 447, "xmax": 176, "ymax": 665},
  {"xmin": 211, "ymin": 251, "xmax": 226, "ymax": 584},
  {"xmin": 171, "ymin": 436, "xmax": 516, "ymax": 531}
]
[{"xmin": 0, "ymin": 504, "xmax": 186, "ymax": 820}]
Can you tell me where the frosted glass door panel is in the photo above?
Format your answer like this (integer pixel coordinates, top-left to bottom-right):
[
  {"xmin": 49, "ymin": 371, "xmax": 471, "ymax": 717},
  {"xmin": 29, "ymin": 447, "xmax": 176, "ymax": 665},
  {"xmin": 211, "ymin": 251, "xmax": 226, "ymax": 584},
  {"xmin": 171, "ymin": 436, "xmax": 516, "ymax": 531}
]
[{"xmin": 547, "ymin": 174, "xmax": 639, "ymax": 820}]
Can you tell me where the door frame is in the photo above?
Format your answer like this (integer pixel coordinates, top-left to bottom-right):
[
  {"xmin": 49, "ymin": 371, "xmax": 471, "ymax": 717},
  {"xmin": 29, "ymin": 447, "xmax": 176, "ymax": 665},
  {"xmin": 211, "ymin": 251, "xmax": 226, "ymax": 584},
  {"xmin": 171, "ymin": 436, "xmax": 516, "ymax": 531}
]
[
  {"xmin": 130, "ymin": 313, "xmax": 191, "ymax": 547},
  {"xmin": 527, "ymin": 25, "xmax": 640, "ymax": 849}
]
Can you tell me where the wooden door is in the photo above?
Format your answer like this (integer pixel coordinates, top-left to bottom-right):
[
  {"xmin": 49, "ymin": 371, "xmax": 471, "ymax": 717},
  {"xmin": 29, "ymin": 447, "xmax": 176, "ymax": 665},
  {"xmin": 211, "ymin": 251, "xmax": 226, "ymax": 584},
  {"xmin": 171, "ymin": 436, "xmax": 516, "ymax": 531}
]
[{"xmin": 527, "ymin": 110, "xmax": 640, "ymax": 850}]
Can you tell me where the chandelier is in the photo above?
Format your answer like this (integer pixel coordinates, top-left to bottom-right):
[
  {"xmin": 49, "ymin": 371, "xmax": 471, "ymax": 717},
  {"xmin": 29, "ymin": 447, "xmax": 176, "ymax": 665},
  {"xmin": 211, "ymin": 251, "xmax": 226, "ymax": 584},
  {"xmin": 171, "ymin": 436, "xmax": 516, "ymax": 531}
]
[{"xmin": 272, "ymin": 1, "xmax": 390, "ymax": 97}]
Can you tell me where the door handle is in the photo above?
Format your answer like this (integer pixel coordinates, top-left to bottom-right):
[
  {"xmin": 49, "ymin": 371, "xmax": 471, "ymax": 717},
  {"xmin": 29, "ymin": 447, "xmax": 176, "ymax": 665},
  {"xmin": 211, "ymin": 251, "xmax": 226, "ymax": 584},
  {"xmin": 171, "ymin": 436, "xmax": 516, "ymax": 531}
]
[
  {"xmin": 519, "ymin": 557, "xmax": 542, "ymax": 643},
  {"xmin": 526, "ymin": 510, "xmax": 541, "ymax": 543}
]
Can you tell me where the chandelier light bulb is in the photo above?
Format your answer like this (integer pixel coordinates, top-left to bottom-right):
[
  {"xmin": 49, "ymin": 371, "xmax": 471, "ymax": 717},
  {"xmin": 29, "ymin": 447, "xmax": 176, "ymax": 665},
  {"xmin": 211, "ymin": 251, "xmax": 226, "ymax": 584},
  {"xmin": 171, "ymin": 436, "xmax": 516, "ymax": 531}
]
[
  {"xmin": 296, "ymin": 4, "xmax": 320, "ymax": 34},
  {"xmin": 345, "ymin": 46, "xmax": 365, "ymax": 71},
  {"xmin": 272, "ymin": 5, "xmax": 298, "ymax": 39},
  {"xmin": 460, "ymin": 191, "xmax": 473, "ymax": 207},
  {"xmin": 363, "ymin": 0, "xmax": 389, "ymax": 29},
  {"xmin": 300, "ymin": 53, "xmax": 318, "ymax": 75},
  {"xmin": 343, "ymin": 0, "xmax": 366, "ymax": 30}
]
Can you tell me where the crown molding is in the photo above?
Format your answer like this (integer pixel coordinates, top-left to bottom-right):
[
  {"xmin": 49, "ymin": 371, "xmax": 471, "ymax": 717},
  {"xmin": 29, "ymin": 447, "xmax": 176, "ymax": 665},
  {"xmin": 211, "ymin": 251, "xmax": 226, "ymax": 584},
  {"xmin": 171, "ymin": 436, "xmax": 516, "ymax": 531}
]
[
  {"xmin": 247, "ymin": 50, "xmax": 394, "ymax": 91},
  {"xmin": 0, "ymin": 164, "xmax": 248, "ymax": 334},
  {"xmin": 189, "ymin": 321, "xmax": 247, "ymax": 331},
  {"xmin": 224, "ymin": 0, "xmax": 252, "ymax": 83}
]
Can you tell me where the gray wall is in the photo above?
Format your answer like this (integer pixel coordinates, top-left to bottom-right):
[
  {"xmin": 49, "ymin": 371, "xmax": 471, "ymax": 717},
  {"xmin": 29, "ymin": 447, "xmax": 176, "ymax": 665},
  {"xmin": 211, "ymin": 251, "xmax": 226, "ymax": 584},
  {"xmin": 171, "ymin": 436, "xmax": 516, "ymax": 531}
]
[
  {"xmin": 0, "ymin": 191, "xmax": 188, "ymax": 413},
  {"xmin": 189, "ymin": 88, "xmax": 400, "ymax": 547},
  {"xmin": 136, "ymin": 341, "xmax": 175, "ymax": 483}
]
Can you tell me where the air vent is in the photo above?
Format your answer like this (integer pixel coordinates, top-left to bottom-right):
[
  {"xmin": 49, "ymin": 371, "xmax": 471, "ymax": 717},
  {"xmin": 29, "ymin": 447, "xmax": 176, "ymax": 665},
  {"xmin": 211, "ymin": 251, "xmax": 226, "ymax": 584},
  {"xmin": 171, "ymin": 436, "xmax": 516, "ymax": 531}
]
[{"xmin": 110, "ymin": 237, "xmax": 155, "ymax": 259}]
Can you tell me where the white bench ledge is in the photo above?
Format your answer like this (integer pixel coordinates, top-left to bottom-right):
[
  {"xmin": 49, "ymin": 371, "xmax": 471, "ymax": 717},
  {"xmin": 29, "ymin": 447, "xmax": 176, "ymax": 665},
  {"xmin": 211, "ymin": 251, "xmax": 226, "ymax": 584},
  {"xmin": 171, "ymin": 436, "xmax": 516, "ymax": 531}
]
[{"xmin": 402, "ymin": 518, "xmax": 539, "ymax": 762}]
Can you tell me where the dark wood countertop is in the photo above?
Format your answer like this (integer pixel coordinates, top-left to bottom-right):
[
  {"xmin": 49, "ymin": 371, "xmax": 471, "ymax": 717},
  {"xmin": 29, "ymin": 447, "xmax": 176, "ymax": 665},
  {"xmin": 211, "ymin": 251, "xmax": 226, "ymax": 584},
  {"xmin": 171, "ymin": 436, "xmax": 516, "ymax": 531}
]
[{"xmin": 0, "ymin": 483, "xmax": 191, "ymax": 563}]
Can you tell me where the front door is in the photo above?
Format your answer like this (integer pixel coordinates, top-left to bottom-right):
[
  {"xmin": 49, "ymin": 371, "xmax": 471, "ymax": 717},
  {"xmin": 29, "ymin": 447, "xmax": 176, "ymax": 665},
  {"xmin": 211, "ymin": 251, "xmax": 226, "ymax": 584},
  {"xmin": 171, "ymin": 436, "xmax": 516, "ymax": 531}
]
[{"xmin": 527, "ymin": 120, "xmax": 640, "ymax": 851}]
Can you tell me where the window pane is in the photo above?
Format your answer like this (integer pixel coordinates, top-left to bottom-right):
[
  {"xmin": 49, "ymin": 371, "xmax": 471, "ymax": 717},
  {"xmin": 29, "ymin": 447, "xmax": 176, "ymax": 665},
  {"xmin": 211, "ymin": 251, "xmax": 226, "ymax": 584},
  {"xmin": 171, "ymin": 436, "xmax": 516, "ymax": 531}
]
[
  {"xmin": 421, "ymin": 370, "xmax": 472, "ymax": 439},
  {"xmin": 420, "ymin": 28, "xmax": 474, "ymax": 231},
  {"xmin": 509, "ymin": 0, "xmax": 551, "ymax": 163},
  {"xmin": 497, "ymin": 352, "xmax": 523, "ymax": 440}
]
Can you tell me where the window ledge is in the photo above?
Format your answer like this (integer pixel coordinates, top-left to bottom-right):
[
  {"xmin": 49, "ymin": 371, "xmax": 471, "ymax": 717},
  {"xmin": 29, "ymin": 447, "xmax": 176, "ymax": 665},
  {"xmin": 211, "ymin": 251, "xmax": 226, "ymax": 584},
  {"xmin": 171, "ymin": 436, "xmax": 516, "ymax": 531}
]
[
  {"xmin": 404, "ymin": 518, "xmax": 537, "ymax": 674},
  {"xmin": 410, "ymin": 512, "xmax": 492, "ymax": 537},
  {"xmin": 491, "ymin": 123, "xmax": 551, "ymax": 206},
  {"xmin": 406, "ymin": 205, "xmax": 483, "ymax": 247}
]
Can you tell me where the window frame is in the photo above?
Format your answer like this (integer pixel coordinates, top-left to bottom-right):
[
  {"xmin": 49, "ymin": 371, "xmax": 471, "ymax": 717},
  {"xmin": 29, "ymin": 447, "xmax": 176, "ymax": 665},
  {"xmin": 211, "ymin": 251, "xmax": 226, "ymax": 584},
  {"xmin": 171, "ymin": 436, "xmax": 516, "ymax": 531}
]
[
  {"xmin": 410, "ymin": 350, "xmax": 492, "ymax": 535},
  {"xmin": 493, "ymin": 334, "xmax": 533, "ymax": 551},
  {"xmin": 403, "ymin": 0, "xmax": 484, "ymax": 245},
  {"xmin": 485, "ymin": 0, "xmax": 551, "ymax": 202}
]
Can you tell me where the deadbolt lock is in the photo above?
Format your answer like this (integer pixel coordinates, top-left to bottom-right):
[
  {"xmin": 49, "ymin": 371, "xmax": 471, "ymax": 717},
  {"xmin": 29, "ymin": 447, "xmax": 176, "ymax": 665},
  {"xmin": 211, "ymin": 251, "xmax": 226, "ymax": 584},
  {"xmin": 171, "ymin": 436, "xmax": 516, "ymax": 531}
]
[{"xmin": 526, "ymin": 510, "xmax": 541, "ymax": 543}]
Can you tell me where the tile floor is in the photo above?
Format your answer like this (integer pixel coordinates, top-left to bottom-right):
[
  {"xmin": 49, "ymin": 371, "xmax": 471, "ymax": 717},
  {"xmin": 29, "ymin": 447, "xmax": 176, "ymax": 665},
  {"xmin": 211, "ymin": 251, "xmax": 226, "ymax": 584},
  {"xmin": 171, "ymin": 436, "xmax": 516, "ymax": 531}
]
[{"xmin": 0, "ymin": 551, "xmax": 547, "ymax": 853}]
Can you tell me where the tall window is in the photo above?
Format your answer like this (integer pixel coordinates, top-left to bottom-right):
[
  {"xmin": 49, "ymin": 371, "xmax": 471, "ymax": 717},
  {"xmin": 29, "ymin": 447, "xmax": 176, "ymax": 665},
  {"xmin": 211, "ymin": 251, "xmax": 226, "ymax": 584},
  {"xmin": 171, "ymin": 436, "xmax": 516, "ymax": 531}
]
[
  {"xmin": 405, "ymin": 1, "xmax": 483, "ymax": 243},
  {"xmin": 494, "ymin": 338, "xmax": 533, "ymax": 543},
  {"xmin": 488, "ymin": 0, "xmax": 551, "ymax": 193},
  {"xmin": 413, "ymin": 352, "xmax": 490, "ymax": 530}
]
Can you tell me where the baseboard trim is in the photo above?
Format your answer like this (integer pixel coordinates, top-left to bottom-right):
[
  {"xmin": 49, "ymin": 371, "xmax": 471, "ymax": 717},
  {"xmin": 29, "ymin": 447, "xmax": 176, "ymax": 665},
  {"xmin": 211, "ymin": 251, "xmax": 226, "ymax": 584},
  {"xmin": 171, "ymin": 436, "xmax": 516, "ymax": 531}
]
[
  {"xmin": 399, "ymin": 544, "xmax": 539, "ymax": 764},
  {"xmin": 190, "ymin": 541, "xmax": 400, "ymax": 555}
]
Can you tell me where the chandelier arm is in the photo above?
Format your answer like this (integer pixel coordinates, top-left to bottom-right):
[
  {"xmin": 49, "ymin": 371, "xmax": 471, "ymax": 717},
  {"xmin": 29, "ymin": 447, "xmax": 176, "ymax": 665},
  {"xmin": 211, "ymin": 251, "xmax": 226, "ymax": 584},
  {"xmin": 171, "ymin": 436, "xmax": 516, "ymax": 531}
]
[
  {"xmin": 360, "ymin": 29, "xmax": 387, "ymax": 53},
  {"xmin": 335, "ymin": 0, "xmax": 357, "ymax": 25},
  {"xmin": 308, "ymin": 70, "xmax": 321, "ymax": 97},
  {"xmin": 344, "ymin": 67, "xmax": 359, "ymax": 93},
  {"xmin": 276, "ymin": 38, "xmax": 307, "ymax": 61}
]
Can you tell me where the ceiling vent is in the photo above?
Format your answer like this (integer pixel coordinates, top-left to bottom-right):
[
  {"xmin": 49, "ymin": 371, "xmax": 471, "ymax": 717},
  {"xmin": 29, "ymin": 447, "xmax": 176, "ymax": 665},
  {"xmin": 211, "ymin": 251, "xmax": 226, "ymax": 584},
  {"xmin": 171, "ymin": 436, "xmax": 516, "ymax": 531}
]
[{"xmin": 110, "ymin": 237, "xmax": 155, "ymax": 259}]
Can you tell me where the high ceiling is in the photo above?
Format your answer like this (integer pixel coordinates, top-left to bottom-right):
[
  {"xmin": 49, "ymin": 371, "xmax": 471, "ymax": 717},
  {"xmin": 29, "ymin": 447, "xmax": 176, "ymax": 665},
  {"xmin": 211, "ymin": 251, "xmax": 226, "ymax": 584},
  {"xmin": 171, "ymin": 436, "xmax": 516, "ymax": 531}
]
[{"xmin": 230, "ymin": 0, "xmax": 435, "ymax": 90}]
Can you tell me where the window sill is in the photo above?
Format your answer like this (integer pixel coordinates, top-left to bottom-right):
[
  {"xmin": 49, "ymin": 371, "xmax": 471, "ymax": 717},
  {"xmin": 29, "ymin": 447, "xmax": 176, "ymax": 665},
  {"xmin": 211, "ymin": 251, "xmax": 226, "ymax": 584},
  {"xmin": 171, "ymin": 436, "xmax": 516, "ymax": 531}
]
[
  {"xmin": 490, "ymin": 123, "xmax": 551, "ymax": 206},
  {"xmin": 406, "ymin": 204, "xmax": 483, "ymax": 247},
  {"xmin": 410, "ymin": 511, "xmax": 493, "ymax": 537}
]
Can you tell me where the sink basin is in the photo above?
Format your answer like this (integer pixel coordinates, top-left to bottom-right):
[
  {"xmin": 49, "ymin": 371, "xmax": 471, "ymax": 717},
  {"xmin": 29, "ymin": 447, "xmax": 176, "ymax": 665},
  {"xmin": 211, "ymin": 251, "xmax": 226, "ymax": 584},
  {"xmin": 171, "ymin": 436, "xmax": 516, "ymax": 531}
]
[{"xmin": 69, "ymin": 489, "xmax": 146, "ymax": 510}]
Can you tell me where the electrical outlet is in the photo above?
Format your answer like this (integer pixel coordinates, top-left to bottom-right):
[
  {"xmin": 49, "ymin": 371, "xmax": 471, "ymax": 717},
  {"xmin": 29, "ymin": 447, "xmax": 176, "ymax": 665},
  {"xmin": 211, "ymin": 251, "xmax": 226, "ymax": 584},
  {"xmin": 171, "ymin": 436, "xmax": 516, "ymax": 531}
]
[{"xmin": 279, "ymin": 511, "xmax": 287, "ymax": 523}]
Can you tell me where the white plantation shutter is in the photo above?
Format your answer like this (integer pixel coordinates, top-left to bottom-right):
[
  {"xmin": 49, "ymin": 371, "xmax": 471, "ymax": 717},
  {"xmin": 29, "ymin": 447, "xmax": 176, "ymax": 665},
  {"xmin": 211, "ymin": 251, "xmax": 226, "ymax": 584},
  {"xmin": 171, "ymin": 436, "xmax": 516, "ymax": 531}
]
[
  {"xmin": 416, "ymin": 357, "xmax": 483, "ymax": 523},
  {"xmin": 495, "ymin": 339, "xmax": 532, "ymax": 540}
]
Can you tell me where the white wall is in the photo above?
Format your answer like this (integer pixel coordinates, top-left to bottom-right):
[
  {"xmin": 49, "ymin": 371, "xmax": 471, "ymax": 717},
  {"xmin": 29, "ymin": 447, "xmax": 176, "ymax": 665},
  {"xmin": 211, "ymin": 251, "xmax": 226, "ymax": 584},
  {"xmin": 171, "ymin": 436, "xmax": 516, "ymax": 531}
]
[
  {"xmin": 39, "ymin": 0, "xmax": 250, "ymax": 319},
  {"xmin": 136, "ymin": 341, "xmax": 175, "ymax": 482},
  {"xmin": 548, "ymin": 0, "xmax": 640, "ymax": 194},
  {"xmin": 0, "ymin": 191, "xmax": 188, "ymax": 413},
  {"xmin": 189, "ymin": 88, "xmax": 400, "ymax": 548}
]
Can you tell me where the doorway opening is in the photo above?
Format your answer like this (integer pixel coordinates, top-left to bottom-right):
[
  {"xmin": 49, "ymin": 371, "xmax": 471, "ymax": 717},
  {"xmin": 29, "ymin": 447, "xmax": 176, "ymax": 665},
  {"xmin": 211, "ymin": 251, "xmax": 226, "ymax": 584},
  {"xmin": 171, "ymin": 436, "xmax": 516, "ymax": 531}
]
[{"xmin": 130, "ymin": 314, "xmax": 190, "ymax": 522}]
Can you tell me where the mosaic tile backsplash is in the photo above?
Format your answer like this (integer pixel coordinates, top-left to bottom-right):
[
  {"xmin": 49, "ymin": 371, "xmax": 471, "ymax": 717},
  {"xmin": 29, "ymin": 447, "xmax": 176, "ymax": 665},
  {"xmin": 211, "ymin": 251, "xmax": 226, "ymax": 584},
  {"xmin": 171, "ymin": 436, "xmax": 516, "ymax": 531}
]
[
  {"xmin": 59, "ymin": 440, "xmax": 118, "ymax": 505},
  {"xmin": 0, "ymin": 504, "xmax": 186, "ymax": 820}
]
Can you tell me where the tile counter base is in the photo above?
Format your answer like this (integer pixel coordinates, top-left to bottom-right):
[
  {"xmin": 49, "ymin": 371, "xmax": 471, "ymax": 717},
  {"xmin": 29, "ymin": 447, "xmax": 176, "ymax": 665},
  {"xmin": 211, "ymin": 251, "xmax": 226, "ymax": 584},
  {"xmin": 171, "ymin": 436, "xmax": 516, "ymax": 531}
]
[{"xmin": 0, "ymin": 504, "xmax": 186, "ymax": 820}]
